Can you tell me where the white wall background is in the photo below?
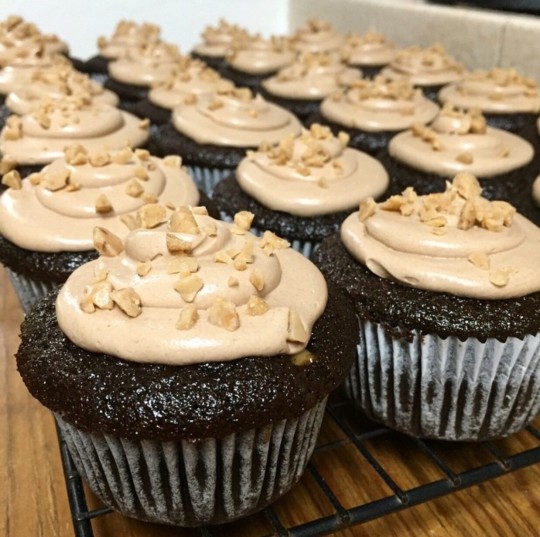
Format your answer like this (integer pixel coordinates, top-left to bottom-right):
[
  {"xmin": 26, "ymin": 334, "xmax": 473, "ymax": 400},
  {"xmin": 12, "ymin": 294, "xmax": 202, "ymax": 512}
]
[{"xmin": 0, "ymin": 0, "xmax": 290, "ymax": 59}]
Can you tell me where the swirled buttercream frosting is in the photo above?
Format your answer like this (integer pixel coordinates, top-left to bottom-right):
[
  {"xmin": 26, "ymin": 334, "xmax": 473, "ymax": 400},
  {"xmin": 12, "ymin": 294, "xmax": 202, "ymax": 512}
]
[
  {"xmin": 343, "ymin": 31, "xmax": 398, "ymax": 67},
  {"xmin": 0, "ymin": 145, "xmax": 199, "ymax": 252},
  {"xmin": 262, "ymin": 52, "xmax": 361, "ymax": 100},
  {"xmin": 192, "ymin": 19, "xmax": 249, "ymax": 59},
  {"xmin": 380, "ymin": 44, "xmax": 464, "ymax": 87},
  {"xmin": 291, "ymin": 18, "xmax": 344, "ymax": 54},
  {"xmin": 236, "ymin": 123, "xmax": 388, "ymax": 216},
  {"xmin": 97, "ymin": 20, "xmax": 161, "ymax": 60},
  {"xmin": 321, "ymin": 76, "xmax": 439, "ymax": 131},
  {"xmin": 389, "ymin": 105, "xmax": 533, "ymax": 177},
  {"xmin": 0, "ymin": 98, "xmax": 149, "ymax": 165},
  {"xmin": 172, "ymin": 88, "xmax": 302, "ymax": 147},
  {"xmin": 55, "ymin": 207, "xmax": 328, "ymax": 363},
  {"xmin": 439, "ymin": 68, "xmax": 540, "ymax": 114},
  {"xmin": 341, "ymin": 172, "xmax": 540, "ymax": 299}
]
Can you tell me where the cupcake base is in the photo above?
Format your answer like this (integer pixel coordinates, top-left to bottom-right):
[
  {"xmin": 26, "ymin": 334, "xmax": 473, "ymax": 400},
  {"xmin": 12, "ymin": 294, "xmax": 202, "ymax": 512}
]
[
  {"xmin": 131, "ymin": 99, "xmax": 172, "ymax": 125},
  {"xmin": 219, "ymin": 65, "xmax": 274, "ymax": 93},
  {"xmin": 103, "ymin": 78, "xmax": 149, "ymax": 111},
  {"xmin": 190, "ymin": 52, "xmax": 227, "ymax": 75},
  {"xmin": 259, "ymin": 88, "xmax": 321, "ymax": 124}
]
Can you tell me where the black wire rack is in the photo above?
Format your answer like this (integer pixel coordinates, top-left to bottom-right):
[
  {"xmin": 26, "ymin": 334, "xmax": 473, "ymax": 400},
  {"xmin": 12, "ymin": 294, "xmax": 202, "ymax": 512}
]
[{"xmin": 56, "ymin": 394, "xmax": 540, "ymax": 537}]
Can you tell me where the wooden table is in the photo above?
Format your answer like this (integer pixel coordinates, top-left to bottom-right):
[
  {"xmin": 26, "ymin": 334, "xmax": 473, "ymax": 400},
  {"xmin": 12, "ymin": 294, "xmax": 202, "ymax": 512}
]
[{"xmin": 1, "ymin": 264, "xmax": 539, "ymax": 537}]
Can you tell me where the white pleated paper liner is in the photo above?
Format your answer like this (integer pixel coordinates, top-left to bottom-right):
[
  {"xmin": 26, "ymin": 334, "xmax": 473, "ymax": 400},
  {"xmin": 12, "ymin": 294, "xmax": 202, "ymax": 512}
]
[
  {"xmin": 346, "ymin": 319, "xmax": 540, "ymax": 441},
  {"xmin": 5, "ymin": 269, "xmax": 58, "ymax": 314},
  {"xmin": 186, "ymin": 166, "xmax": 230, "ymax": 197},
  {"xmin": 55, "ymin": 397, "xmax": 327, "ymax": 527}
]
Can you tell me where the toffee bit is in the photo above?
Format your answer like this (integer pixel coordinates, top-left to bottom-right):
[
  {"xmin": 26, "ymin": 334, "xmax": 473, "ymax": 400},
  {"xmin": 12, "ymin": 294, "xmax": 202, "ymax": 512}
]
[
  {"xmin": 1, "ymin": 170, "xmax": 22, "ymax": 190},
  {"xmin": 176, "ymin": 304, "xmax": 199, "ymax": 330},
  {"xmin": 247, "ymin": 295, "xmax": 269, "ymax": 316},
  {"xmin": 111, "ymin": 288, "xmax": 142, "ymax": 317},
  {"xmin": 468, "ymin": 252, "xmax": 489, "ymax": 270},
  {"xmin": 287, "ymin": 309, "xmax": 308, "ymax": 344},
  {"xmin": 358, "ymin": 197, "xmax": 377, "ymax": 222},
  {"xmin": 174, "ymin": 274, "xmax": 203, "ymax": 303},
  {"xmin": 95, "ymin": 193, "xmax": 113, "ymax": 214},
  {"xmin": 93, "ymin": 227, "xmax": 124, "ymax": 257},
  {"xmin": 138, "ymin": 203, "xmax": 167, "ymax": 229},
  {"xmin": 208, "ymin": 297, "xmax": 239, "ymax": 331}
]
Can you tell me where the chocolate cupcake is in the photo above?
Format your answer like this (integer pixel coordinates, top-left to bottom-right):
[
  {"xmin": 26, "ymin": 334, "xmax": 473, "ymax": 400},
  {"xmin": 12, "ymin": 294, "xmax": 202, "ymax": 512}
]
[
  {"xmin": 342, "ymin": 31, "xmax": 398, "ymax": 78},
  {"xmin": 381, "ymin": 105, "xmax": 536, "ymax": 210},
  {"xmin": 212, "ymin": 123, "xmax": 388, "ymax": 257},
  {"xmin": 307, "ymin": 76, "xmax": 439, "ymax": 155},
  {"xmin": 260, "ymin": 51, "xmax": 361, "ymax": 123},
  {"xmin": 380, "ymin": 44, "xmax": 465, "ymax": 101},
  {"xmin": 17, "ymin": 209, "xmax": 357, "ymax": 526},
  {"xmin": 153, "ymin": 87, "xmax": 302, "ymax": 194},
  {"xmin": 0, "ymin": 144, "xmax": 210, "ymax": 311},
  {"xmin": 290, "ymin": 18, "xmax": 345, "ymax": 55},
  {"xmin": 314, "ymin": 173, "xmax": 540, "ymax": 441}
]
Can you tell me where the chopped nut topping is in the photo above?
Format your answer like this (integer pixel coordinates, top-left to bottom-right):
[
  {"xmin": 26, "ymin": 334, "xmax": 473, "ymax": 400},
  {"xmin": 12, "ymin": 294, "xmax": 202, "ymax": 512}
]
[
  {"xmin": 167, "ymin": 232, "xmax": 194, "ymax": 253},
  {"xmin": 468, "ymin": 252, "xmax": 489, "ymax": 270},
  {"xmin": 42, "ymin": 169, "xmax": 70, "ymax": 191},
  {"xmin": 137, "ymin": 261, "xmax": 152, "ymax": 277},
  {"xmin": 184, "ymin": 94, "xmax": 197, "ymax": 105},
  {"xmin": 1, "ymin": 170, "xmax": 22, "ymax": 190},
  {"xmin": 453, "ymin": 172, "xmax": 482, "ymax": 200},
  {"xmin": 3, "ymin": 116, "xmax": 22, "ymax": 140},
  {"xmin": 135, "ymin": 148, "xmax": 150, "ymax": 161},
  {"xmin": 169, "ymin": 207, "xmax": 199, "ymax": 234},
  {"xmin": 358, "ymin": 197, "xmax": 377, "ymax": 222},
  {"xmin": 0, "ymin": 155, "xmax": 17, "ymax": 175},
  {"xmin": 167, "ymin": 256, "xmax": 198, "ymax": 274},
  {"xmin": 208, "ymin": 297, "xmax": 239, "ymax": 331},
  {"xmin": 64, "ymin": 144, "xmax": 88, "ymax": 165},
  {"xmin": 287, "ymin": 309, "xmax": 308, "ymax": 344},
  {"xmin": 192, "ymin": 206, "xmax": 209, "ymax": 215},
  {"xmin": 28, "ymin": 173, "xmax": 43, "ymax": 185},
  {"xmin": 138, "ymin": 118, "xmax": 150, "ymax": 129},
  {"xmin": 174, "ymin": 274, "xmax": 203, "ymax": 303},
  {"xmin": 489, "ymin": 269, "xmax": 510, "ymax": 287},
  {"xmin": 456, "ymin": 152, "xmax": 474, "ymax": 165},
  {"xmin": 498, "ymin": 147, "xmax": 510, "ymax": 158},
  {"xmin": 233, "ymin": 210, "xmax": 254, "ymax": 233},
  {"xmin": 142, "ymin": 192, "xmax": 158, "ymax": 203},
  {"xmin": 111, "ymin": 146, "xmax": 133, "ymax": 164},
  {"xmin": 86, "ymin": 281, "xmax": 115, "ymax": 310},
  {"xmin": 291, "ymin": 350, "xmax": 315, "ymax": 366},
  {"xmin": 93, "ymin": 227, "xmax": 124, "ymax": 256},
  {"xmin": 89, "ymin": 150, "xmax": 110, "ymax": 167},
  {"xmin": 258, "ymin": 230, "xmax": 290, "ymax": 256},
  {"xmin": 176, "ymin": 304, "xmax": 199, "ymax": 330},
  {"xmin": 163, "ymin": 155, "xmax": 182, "ymax": 168},
  {"xmin": 79, "ymin": 294, "xmax": 96, "ymax": 313},
  {"xmin": 138, "ymin": 203, "xmax": 166, "ymax": 229},
  {"xmin": 134, "ymin": 165, "xmax": 148, "ymax": 181},
  {"xmin": 214, "ymin": 249, "xmax": 235, "ymax": 265},
  {"xmin": 111, "ymin": 288, "xmax": 142, "ymax": 317},
  {"xmin": 247, "ymin": 295, "xmax": 269, "ymax": 316},
  {"xmin": 125, "ymin": 179, "xmax": 144, "ymax": 198},
  {"xmin": 120, "ymin": 214, "xmax": 139, "ymax": 231},
  {"xmin": 249, "ymin": 268, "xmax": 265, "ymax": 291},
  {"xmin": 228, "ymin": 276, "xmax": 239, "ymax": 287},
  {"xmin": 203, "ymin": 222, "xmax": 217, "ymax": 236},
  {"xmin": 95, "ymin": 193, "xmax": 113, "ymax": 214}
]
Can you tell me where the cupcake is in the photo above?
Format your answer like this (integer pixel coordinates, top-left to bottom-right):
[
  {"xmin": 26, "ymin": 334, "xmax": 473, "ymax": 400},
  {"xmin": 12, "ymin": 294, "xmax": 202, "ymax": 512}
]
[
  {"xmin": 220, "ymin": 34, "xmax": 296, "ymax": 92},
  {"xmin": 154, "ymin": 87, "xmax": 302, "ymax": 194},
  {"xmin": 191, "ymin": 19, "xmax": 249, "ymax": 73},
  {"xmin": 307, "ymin": 76, "xmax": 439, "ymax": 155},
  {"xmin": 380, "ymin": 44, "xmax": 465, "ymax": 101},
  {"xmin": 342, "ymin": 31, "xmax": 398, "ymax": 78},
  {"xmin": 83, "ymin": 20, "xmax": 161, "ymax": 80},
  {"xmin": 212, "ymin": 123, "xmax": 389, "ymax": 257},
  {"xmin": 381, "ymin": 105, "xmax": 536, "ymax": 209},
  {"xmin": 438, "ymin": 68, "xmax": 540, "ymax": 138},
  {"xmin": 290, "ymin": 18, "xmax": 345, "ymax": 54},
  {"xmin": 260, "ymin": 51, "xmax": 362, "ymax": 123},
  {"xmin": 314, "ymin": 172, "xmax": 540, "ymax": 441},
  {"xmin": 0, "ymin": 144, "xmax": 211, "ymax": 311},
  {"xmin": 16, "ymin": 208, "xmax": 358, "ymax": 526},
  {"xmin": 0, "ymin": 97, "xmax": 150, "ymax": 180},
  {"xmin": 131, "ymin": 56, "xmax": 234, "ymax": 125}
]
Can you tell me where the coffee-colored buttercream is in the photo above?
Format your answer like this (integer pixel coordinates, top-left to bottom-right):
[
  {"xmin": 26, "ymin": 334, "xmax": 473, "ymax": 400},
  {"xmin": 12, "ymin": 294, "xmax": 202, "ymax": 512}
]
[
  {"xmin": 172, "ymin": 88, "xmax": 302, "ymax": 147},
  {"xmin": 341, "ymin": 173, "xmax": 540, "ymax": 299},
  {"xmin": 439, "ymin": 68, "xmax": 540, "ymax": 114},
  {"xmin": 97, "ymin": 20, "xmax": 161, "ymax": 60},
  {"xmin": 237, "ymin": 124, "xmax": 388, "ymax": 216},
  {"xmin": 0, "ymin": 99, "xmax": 149, "ymax": 165},
  {"xmin": 321, "ymin": 76, "xmax": 439, "ymax": 132},
  {"xmin": 262, "ymin": 52, "xmax": 361, "ymax": 100},
  {"xmin": 380, "ymin": 44, "xmax": 464, "ymax": 87},
  {"xmin": 56, "ymin": 209, "xmax": 328, "ymax": 363},
  {"xmin": 192, "ymin": 19, "xmax": 249, "ymax": 59},
  {"xmin": 343, "ymin": 31, "xmax": 398, "ymax": 67},
  {"xmin": 0, "ymin": 147, "xmax": 198, "ymax": 252},
  {"xmin": 291, "ymin": 18, "xmax": 344, "ymax": 54},
  {"xmin": 389, "ymin": 106, "xmax": 533, "ymax": 177}
]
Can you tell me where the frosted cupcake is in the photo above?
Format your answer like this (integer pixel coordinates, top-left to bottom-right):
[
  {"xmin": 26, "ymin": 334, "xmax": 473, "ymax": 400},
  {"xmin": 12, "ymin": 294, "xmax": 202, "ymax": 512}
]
[
  {"xmin": 314, "ymin": 173, "xmax": 540, "ymax": 441},
  {"xmin": 342, "ymin": 31, "xmax": 398, "ymax": 78},
  {"xmin": 17, "ymin": 208, "xmax": 357, "ymax": 526},
  {"xmin": 290, "ymin": 18, "xmax": 345, "ymax": 54},
  {"xmin": 0, "ymin": 145, "xmax": 211, "ymax": 311},
  {"xmin": 307, "ymin": 76, "xmax": 439, "ymax": 154},
  {"xmin": 212, "ymin": 123, "xmax": 389, "ymax": 257}
]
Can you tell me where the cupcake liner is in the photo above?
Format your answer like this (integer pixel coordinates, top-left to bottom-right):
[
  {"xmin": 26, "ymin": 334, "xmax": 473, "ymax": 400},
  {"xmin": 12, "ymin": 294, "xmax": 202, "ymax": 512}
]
[
  {"xmin": 346, "ymin": 318, "xmax": 540, "ymax": 441},
  {"xmin": 55, "ymin": 397, "xmax": 327, "ymax": 526},
  {"xmin": 5, "ymin": 269, "xmax": 58, "ymax": 313},
  {"xmin": 186, "ymin": 166, "xmax": 229, "ymax": 196}
]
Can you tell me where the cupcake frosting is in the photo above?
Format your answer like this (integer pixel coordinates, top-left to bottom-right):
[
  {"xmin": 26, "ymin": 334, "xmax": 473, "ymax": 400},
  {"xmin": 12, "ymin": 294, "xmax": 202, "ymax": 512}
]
[
  {"xmin": 56, "ymin": 208, "xmax": 328, "ymax": 363},
  {"xmin": 6, "ymin": 64, "xmax": 119, "ymax": 115},
  {"xmin": 380, "ymin": 44, "xmax": 464, "ymax": 87},
  {"xmin": 0, "ymin": 98, "xmax": 149, "ymax": 165},
  {"xmin": 97, "ymin": 20, "xmax": 161, "ymax": 60},
  {"xmin": 321, "ymin": 76, "xmax": 439, "ymax": 132},
  {"xmin": 148, "ymin": 58, "xmax": 234, "ymax": 110},
  {"xmin": 237, "ymin": 123, "xmax": 388, "ymax": 216},
  {"xmin": 0, "ymin": 146, "xmax": 198, "ymax": 252},
  {"xmin": 108, "ymin": 41, "xmax": 182, "ymax": 87},
  {"xmin": 439, "ymin": 68, "xmax": 540, "ymax": 114},
  {"xmin": 291, "ymin": 18, "xmax": 345, "ymax": 54},
  {"xmin": 172, "ymin": 88, "xmax": 302, "ymax": 147},
  {"xmin": 343, "ymin": 31, "xmax": 398, "ymax": 67},
  {"xmin": 192, "ymin": 19, "xmax": 249, "ymax": 59},
  {"xmin": 341, "ymin": 172, "xmax": 540, "ymax": 299},
  {"xmin": 389, "ymin": 106, "xmax": 533, "ymax": 177},
  {"xmin": 262, "ymin": 52, "xmax": 361, "ymax": 100}
]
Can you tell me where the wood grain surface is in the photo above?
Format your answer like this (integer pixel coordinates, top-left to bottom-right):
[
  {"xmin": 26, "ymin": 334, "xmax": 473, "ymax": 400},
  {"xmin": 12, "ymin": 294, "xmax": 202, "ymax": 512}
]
[{"xmin": 1, "ymin": 264, "xmax": 539, "ymax": 537}]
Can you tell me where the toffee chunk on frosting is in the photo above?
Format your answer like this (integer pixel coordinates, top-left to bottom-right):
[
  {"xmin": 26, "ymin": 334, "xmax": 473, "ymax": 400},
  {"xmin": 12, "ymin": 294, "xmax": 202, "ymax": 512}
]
[
  {"xmin": 291, "ymin": 18, "xmax": 345, "ymax": 54},
  {"xmin": 193, "ymin": 19, "xmax": 249, "ymax": 59},
  {"xmin": 97, "ymin": 20, "xmax": 161, "ymax": 60},
  {"xmin": 342, "ymin": 31, "xmax": 398, "ymax": 67}
]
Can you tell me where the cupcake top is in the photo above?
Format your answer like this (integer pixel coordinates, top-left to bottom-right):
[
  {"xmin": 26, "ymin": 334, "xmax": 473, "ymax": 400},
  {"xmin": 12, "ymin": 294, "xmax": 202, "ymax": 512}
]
[
  {"xmin": 192, "ymin": 19, "xmax": 249, "ymax": 59},
  {"xmin": 172, "ymin": 87, "xmax": 302, "ymax": 147},
  {"xmin": 341, "ymin": 172, "xmax": 540, "ymax": 299},
  {"xmin": 236, "ymin": 123, "xmax": 388, "ymax": 216},
  {"xmin": 0, "ymin": 145, "xmax": 198, "ymax": 252},
  {"xmin": 380, "ymin": 44, "xmax": 464, "ymax": 87},
  {"xmin": 262, "ymin": 52, "xmax": 362, "ymax": 100},
  {"xmin": 55, "ymin": 207, "xmax": 327, "ymax": 363},
  {"xmin": 389, "ymin": 105, "xmax": 533, "ymax": 177},
  {"xmin": 148, "ymin": 57, "xmax": 234, "ymax": 110},
  {"xmin": 438, "ymin": 68, "xmax": 540, "ymax": 115},
  {"xmin": 5, "ymin": 63, "xmax": 119, "ymax": 115},
  {"xmin": 96, "ymin": 20, "xmax": 161, "ymax": 60},
  {"xmin": 533, "ymin": 176, "xmax": 540, "ymax": 207},
  {"xmin": 342, "ymin": 31, "xmax": 398, "ymax": 67},
  {"xmin": 0, "ymin": 98, "xmax": 150, "ymax": 166},
  {"xmin": 225, "ymin": 34, "xmax": 295, "ymax": 75},
  {"xmin": 320, "ymin": 76, "xmax": 439, "ymax": 132},
  {"xmin": 291, "ymin": 18, "xmax": 345, "ymax": 54},
  {"xmin": 108, "ymin": 41, "xmax": 182, "ymax": 87}
]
